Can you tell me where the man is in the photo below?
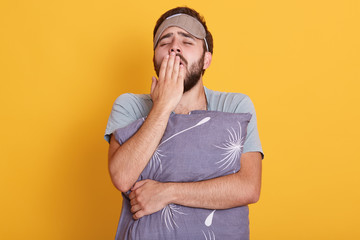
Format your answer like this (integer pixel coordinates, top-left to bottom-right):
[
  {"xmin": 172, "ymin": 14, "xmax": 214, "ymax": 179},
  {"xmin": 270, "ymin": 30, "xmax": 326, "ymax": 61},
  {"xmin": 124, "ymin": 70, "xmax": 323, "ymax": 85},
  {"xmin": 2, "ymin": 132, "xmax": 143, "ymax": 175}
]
[{"xmin": 105, "ymin": 7, "xmax": 263, "ymax": 240}]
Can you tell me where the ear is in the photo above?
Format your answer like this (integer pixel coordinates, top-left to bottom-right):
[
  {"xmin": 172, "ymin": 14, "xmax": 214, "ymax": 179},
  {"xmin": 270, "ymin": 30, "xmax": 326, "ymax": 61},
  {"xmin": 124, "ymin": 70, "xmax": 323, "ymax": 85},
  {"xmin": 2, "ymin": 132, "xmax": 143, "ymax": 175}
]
[{"xmin": 203, "ymin": 52, "xmax": 212, "ymax": 70}]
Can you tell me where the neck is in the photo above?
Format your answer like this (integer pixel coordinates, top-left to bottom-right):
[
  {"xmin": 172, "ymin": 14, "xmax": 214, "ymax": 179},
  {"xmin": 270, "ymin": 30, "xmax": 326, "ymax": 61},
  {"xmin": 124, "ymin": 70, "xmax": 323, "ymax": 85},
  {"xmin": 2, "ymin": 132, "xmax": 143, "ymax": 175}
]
[{"xmin": 174, "ymin": 79, "xmax": 207, "ymax": 114}]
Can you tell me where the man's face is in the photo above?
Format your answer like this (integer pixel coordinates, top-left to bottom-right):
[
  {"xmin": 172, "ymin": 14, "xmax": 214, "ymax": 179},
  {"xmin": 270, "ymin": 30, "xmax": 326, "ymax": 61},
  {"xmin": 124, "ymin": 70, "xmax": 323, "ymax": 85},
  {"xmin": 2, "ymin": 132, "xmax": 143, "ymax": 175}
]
[{"xmin": 153, "ymin": 27, "xmax": 206, "ymax": 93}]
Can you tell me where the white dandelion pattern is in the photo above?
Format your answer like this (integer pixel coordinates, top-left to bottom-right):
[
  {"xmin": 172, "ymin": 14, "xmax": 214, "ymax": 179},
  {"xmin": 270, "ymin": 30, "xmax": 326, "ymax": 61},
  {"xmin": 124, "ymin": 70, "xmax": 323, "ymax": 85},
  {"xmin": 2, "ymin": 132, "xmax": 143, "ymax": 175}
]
[
  {"xmin": 204, "ymin": 210, "xmax": 216, "ymax": 227},
  {"xmin": 149, "ymin": 148, "xmax": 164, "ymax": 172},
  {"xmin": 215, "ymin": 122, "xmax": 244, "ymax": 171},
  {"xmin": 202, "ymin": 229, "xmax": 216, "ymax": 240},
  {"xmin": 161, "ymin": 204, "xmax": 187, "ymax": 231}
]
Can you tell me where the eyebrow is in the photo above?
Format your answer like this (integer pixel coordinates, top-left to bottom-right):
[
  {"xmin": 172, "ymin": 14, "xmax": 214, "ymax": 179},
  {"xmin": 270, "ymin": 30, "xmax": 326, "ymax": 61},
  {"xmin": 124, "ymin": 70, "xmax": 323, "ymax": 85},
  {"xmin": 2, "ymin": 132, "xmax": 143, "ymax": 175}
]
[{"xmin": 158, "ymin": 32, "xmax": 173, "ymax": 43}]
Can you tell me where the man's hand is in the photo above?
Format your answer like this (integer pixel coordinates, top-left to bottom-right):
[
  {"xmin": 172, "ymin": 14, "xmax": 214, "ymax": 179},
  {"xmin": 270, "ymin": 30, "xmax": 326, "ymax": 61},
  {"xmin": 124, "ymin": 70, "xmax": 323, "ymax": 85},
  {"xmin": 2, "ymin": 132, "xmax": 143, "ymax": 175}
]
[
  {"xmin": 151, "ymin": 52, "xmax": 185, "ymax": 114},
  {"xmin": 129, "ymin": 179, "xmax": 171, "ymax": 220}
]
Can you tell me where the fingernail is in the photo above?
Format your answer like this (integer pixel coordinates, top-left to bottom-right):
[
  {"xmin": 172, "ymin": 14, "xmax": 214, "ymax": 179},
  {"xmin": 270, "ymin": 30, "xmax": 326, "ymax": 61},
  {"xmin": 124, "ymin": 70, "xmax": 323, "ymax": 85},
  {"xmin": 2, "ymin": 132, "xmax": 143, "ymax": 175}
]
[{"xmin": 170, "ymin": 52, "xmax": 175, "ymax": 56}]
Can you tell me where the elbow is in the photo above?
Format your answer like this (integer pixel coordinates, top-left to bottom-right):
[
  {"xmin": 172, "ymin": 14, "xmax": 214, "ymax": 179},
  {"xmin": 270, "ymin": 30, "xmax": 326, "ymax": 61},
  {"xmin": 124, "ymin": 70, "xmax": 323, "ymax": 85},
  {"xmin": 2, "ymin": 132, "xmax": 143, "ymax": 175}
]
[
  {"xmin": 109, "ymin": 168, "xmax": 133, "ymax": 193},
  {"xmin": 111, "ymin": 174, "xmax": 133, "ymax": 193},
  {"xmin": 117, "ymin": 185, "xmax": 132, "ymax": 194},
  {"xmin": 247, "ymin": 185, "xmax": 261, "ymax": 204},
  {"xmin": 248, "ymin": 191, "xmax": 260, "ymax": 204},
  {"xmin": 233, "ymin": 186, "xmax": 261, "ymax": 206}
]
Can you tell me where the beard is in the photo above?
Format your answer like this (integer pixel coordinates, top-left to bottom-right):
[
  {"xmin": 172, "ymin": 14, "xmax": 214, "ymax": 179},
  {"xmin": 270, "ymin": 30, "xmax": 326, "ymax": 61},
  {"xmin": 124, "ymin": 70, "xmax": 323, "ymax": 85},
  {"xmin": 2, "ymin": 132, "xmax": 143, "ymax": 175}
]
[{"xmin": 154, "ymin": 53, "xmax": 205, "ymax": 93}]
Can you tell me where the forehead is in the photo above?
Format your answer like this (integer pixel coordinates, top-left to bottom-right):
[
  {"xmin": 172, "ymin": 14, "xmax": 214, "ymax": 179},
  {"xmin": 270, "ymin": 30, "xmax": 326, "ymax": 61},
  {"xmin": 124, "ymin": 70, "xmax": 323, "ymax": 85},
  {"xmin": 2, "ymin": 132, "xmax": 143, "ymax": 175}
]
[{"xmin": 159, "ymin": 26, "xmax": 195, "ymax": 39}]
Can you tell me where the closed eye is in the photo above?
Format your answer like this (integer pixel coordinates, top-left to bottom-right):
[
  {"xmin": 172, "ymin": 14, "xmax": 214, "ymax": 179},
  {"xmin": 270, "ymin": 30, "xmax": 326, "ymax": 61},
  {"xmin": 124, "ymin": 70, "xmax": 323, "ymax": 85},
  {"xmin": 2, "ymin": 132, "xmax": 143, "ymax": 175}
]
[{"xmin": 159, "ymin": 42, "xmax": 170, "ymax": 46}]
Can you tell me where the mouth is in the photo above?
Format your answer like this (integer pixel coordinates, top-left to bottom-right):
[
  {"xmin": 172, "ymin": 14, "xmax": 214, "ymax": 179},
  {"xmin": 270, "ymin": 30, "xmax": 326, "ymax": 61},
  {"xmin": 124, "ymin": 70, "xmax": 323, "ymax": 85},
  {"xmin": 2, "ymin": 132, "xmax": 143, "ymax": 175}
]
[{"xmin": 176, "ymin": 54, "xmax": 187, "ymax": 67}]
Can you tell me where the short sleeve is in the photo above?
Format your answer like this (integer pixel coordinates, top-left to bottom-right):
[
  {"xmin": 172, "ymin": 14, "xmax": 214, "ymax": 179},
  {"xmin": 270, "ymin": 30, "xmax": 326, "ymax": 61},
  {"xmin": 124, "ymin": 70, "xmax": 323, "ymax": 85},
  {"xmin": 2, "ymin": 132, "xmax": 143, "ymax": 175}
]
[
  {"xmin": 204, "ymin": 87, "xmax": 264, "ymax": 159},
  {"xmin": 104, "ymin": 93, "xmax": 152, "ymax": 143},
  {"xmin": 233, "ymin": 96, "xmax": 264, "ymax": 159}
]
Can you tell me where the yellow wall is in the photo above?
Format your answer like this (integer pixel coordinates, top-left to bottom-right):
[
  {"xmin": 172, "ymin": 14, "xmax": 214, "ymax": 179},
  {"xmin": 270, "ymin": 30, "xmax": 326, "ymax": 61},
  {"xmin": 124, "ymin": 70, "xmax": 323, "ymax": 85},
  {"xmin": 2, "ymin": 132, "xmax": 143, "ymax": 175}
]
[{"xmin": 1, "ymin": 0, "xmax": 359, "ymax": 239}]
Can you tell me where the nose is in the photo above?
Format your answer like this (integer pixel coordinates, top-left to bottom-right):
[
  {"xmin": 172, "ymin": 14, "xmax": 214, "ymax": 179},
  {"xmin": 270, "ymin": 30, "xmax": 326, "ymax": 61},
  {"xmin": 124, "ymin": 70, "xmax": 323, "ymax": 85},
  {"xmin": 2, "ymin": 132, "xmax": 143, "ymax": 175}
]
[
  {"xmin": 170, "ymin": 48, "xmax": 181, "ymax": 53},
  {"xmin": 168, "ymin": 40, "xmax": 181, "ymax": 54}
]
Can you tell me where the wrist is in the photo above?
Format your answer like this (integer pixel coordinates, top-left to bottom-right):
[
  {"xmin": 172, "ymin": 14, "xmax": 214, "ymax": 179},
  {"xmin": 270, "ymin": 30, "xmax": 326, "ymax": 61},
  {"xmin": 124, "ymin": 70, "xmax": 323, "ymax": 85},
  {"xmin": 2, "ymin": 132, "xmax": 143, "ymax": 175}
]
[
  {"xmin": 151, "ymin": 102, "xmax": 173, "ymax": 117},
  {"xmin": 165, "ymin": 182, "xmax": 178, "ymax": 205}
]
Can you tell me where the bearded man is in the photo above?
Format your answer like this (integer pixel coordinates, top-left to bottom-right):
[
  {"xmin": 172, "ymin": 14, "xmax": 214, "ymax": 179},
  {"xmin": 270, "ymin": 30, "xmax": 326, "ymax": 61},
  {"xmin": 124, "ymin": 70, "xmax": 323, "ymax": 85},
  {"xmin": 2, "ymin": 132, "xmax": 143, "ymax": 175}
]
[{"xmin": 105, "ymin": 6, "xmax": 264, "ymax": 240}]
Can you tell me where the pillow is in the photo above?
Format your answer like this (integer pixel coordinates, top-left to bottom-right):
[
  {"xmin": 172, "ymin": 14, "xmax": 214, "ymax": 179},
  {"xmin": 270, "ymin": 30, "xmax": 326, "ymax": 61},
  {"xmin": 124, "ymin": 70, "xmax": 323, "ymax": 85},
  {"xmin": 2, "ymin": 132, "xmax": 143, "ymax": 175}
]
[
  {"xmin": 113, "ymin": 110, "xmax": 252, "ymax": 240},
  {"xmin": 114, "ymin": 110, "xmax": 252, "ymax": 183}
]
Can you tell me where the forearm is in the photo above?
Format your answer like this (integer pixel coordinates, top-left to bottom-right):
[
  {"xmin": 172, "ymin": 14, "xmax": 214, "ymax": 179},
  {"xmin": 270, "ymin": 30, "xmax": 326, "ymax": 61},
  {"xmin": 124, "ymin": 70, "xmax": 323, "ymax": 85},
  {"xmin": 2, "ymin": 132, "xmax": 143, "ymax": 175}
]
[
  {"xmin": 108, "ymin": 105, "xmax": 171, "ymax": 192},
  {"xmin": 168, "ymin": 172, "xmax": 258, "ymax": 209},
  {"xmin": 167, "ymin": 152, "xmax": 262, "ymax": 209}
]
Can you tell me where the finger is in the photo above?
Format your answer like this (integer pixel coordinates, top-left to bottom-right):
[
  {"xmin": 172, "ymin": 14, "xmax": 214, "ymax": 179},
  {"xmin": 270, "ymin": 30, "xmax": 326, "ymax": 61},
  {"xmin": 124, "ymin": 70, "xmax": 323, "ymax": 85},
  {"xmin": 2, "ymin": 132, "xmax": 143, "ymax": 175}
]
[
  {"xmin": 171, "ymin": 55, "xmax": 180, "ymax": 81},
  {"xmin": 133, "ymin": 210, "xmax": 145, "ymax": 220},
  {"xmin": 158, "ymin": 54, "xmax": 169, "ymax": 82},
  {"xmin": 129, "ymin": 191, "xmax": 135, "ymax": 200},
  {"xmin": 130, "ymin": 198, "xmax": 138, "ymax": 206},
  {"xmin": 130, "ymin": 204, "xmax": 141, "ymax": 214},
  {"xmin": 151, "ymin": 76, "xmax": 157, "ymax": 93},
  {"xmin": 177, "ymin": 64, "xmax": 185, "ymax": 83},
  {"xmin": 165, "ymin": 52, "xmax": 176, "ymax": 81}
]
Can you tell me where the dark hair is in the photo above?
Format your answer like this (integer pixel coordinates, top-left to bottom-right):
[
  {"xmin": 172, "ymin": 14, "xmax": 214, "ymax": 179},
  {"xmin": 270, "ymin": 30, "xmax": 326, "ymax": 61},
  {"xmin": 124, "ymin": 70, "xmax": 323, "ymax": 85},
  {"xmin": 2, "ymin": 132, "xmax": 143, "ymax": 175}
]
[{"xmin": 153, "ymin": 7, "xmax": 214, "ymax": 54}]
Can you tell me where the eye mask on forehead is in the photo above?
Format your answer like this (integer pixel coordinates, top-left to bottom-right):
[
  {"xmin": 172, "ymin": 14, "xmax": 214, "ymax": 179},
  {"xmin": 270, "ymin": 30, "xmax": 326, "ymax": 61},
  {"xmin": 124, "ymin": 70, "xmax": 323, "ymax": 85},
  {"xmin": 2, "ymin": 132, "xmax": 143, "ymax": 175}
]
[{"xmin": 153, "ymin": 13, "xmax": 209, "ymax": 51}]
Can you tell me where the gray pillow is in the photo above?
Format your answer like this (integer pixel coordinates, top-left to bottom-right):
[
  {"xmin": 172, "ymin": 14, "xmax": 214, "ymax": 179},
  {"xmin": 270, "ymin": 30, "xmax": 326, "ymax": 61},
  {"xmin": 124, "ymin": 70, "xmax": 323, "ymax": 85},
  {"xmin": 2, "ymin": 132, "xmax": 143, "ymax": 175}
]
[{"xmin": 113, "ymin": 110, "xmax": 252, "ymax": 240}]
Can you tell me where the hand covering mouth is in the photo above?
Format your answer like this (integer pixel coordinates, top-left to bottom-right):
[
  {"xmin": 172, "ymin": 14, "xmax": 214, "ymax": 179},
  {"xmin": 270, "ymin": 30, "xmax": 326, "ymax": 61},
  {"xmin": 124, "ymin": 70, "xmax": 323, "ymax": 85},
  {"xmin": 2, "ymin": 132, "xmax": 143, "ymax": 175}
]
[{"xmin": 176, "ymin": 54, "xmax": 188, "ymax": 67}]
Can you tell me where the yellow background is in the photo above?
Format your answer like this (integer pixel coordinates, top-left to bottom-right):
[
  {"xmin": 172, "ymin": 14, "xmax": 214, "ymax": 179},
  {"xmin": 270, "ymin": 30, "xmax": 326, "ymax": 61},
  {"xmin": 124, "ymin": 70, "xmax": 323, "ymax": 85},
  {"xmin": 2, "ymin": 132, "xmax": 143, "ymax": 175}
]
[{"xmin": 1, "ymin": 0, "xmax": 359, "ymax": 239}]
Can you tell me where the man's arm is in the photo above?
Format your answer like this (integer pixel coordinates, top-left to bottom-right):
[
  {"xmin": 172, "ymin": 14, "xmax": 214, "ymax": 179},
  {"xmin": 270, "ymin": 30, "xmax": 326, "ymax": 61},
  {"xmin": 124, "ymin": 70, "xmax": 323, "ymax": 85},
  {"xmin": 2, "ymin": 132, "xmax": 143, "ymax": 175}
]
[
  {"xmin": 108, "ymin": 108, "xmax": 170, "ymax": 192},
  {"xmin": 129, "ymin": 152, "xmax": 262, "ymax": 220},
  {"xmin": 108, "ymin": 52, "xmax": 185, "ymax": 192}
]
